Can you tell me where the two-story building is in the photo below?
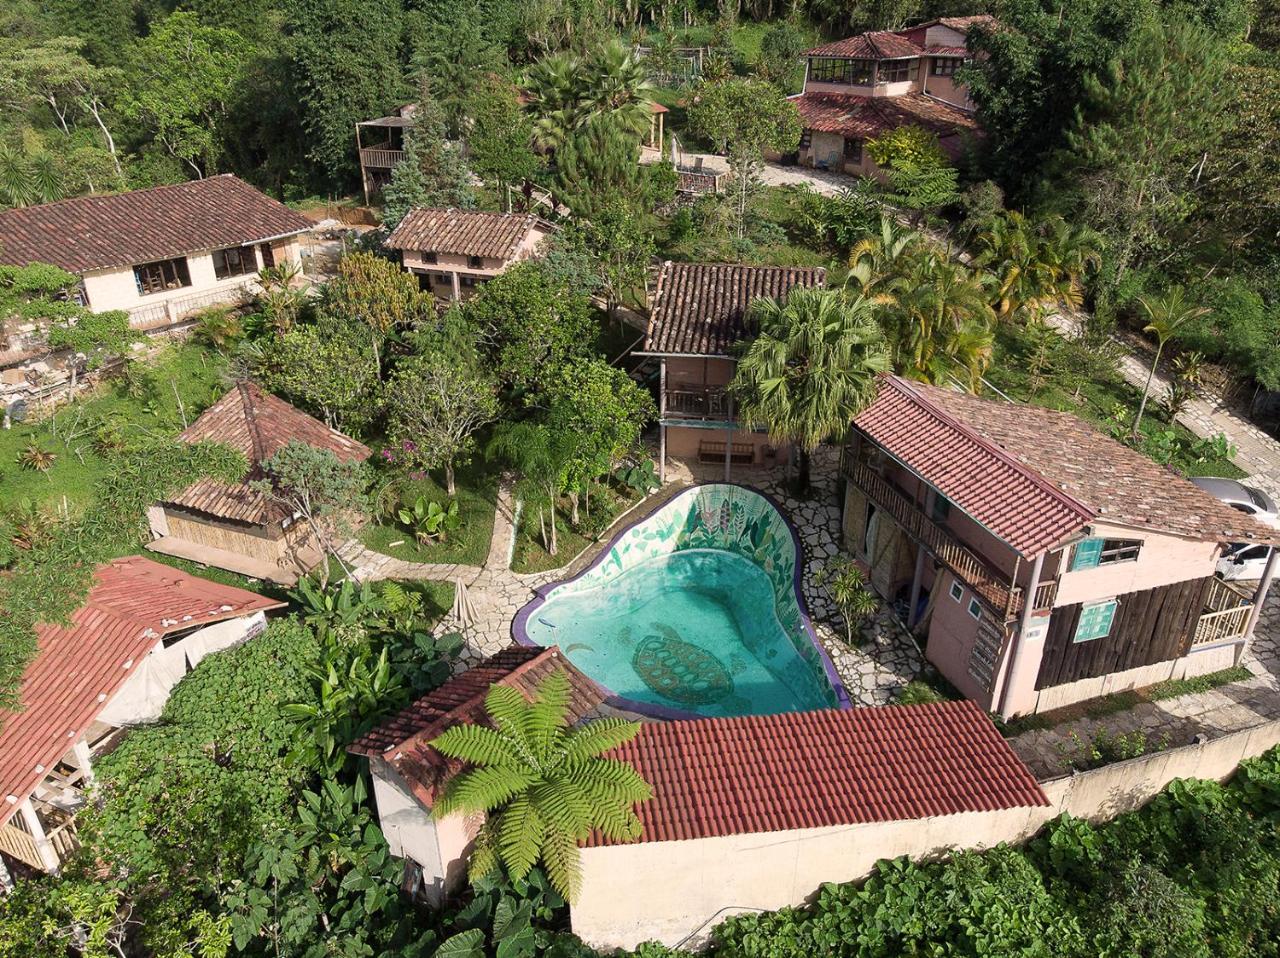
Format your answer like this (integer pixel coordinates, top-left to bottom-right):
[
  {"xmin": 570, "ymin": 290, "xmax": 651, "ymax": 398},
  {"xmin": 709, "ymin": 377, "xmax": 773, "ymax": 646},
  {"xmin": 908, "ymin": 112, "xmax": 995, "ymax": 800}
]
[
  {"xmin": 356, "ymin": 103, "xmax": 416, "ymax": 204},
  {"xmin": 789, "ymin": 15, "xmax": 991, "ymax": 176},
  {"xmin": 0, "ymin": 557, "xmax": 284, "ymax": 879},
  {"xmin": 640, "ymin": 261, "xmax": 825, "ymax": 480},
  {"xmin": 0, "ymin": 175, "xmax": 312, "ymax": 333},
  {"xmin": 384, "ymin": 209, "xmax": 551, "ymax": 302},
  {"xmin": 842, "ymin": 376, "xmax": 1280, "ymax": 718}
]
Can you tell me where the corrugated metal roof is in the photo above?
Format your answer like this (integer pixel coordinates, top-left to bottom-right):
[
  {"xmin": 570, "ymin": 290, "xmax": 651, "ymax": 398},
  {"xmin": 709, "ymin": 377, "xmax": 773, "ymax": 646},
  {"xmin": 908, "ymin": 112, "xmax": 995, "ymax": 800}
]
[
  {"xmin": 0, "ymin": 556, "xmax": 284, "ymax": 823},
  {"xmin": 643, "ymin": 262, "xmax": 826, "ymax": 356},
  {"xmin": 586, "ymin": 700, "xmax": 1047, "ymax": 846},
  {"xmin": 0, "ymin": 175, "xmax": 312, "ymax": 274}
]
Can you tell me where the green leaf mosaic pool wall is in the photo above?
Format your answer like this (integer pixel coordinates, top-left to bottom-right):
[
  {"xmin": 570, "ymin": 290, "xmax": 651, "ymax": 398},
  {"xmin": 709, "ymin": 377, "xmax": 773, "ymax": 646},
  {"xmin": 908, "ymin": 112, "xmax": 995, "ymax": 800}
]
[{"xmin": 552, "ymin": 484, "xmax": 839, "ymax": 709}]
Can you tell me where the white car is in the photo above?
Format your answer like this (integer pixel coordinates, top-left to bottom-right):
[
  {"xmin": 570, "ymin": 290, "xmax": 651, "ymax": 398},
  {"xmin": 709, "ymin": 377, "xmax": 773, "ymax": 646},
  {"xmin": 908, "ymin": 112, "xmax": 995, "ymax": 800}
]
[{"xmin": 1190, "ymin": 478, "xmax": 1279, "ymax": 581}]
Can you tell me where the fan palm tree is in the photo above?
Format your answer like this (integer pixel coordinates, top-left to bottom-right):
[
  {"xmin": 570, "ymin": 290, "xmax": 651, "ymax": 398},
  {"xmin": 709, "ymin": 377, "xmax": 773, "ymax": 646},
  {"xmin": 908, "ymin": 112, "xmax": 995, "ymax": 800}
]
[
  {"xmin": 524, "ymin": 52, "xmax": 586, "ymax": 151},
  {"xmin": 524, "ymin": 42, "xmax": 656, "ymax": 153},
  {"xmin": 893, "ymin": 253, "xmax": 996, "ymax": 388},
  {"xmin": 430, "ymin": 669, "xmax": 651, "ymax": 902},
  {"xmin": 730, "ymin": 287, "xmax": 891, "ymax": 491},
  {"xmin": 585, "ymin": 40, "xmax": 656, "ymax": 141},
  {"xmin": 1130, "ymin": 286, "xmax": 1208, "ymax": 438}
]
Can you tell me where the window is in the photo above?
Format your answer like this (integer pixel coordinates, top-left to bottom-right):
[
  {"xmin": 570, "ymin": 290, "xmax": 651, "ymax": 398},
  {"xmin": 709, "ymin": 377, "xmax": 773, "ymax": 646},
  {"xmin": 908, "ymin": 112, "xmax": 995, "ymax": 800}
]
[
  {"xmin": 422, "ymin": 251, "xmax": 439, "ymax": 264},
  {"xmin": 878, "ymin": 59, "xmax": 915, "ymax": 83},
  {"xmin": 967, "ymin": 598, "xmax": 982, "ymax": 620},
  {"xmin": 799, "ymin": 130, "xmax": 812, "ymax": 150},
  {"xmin": 460, "ymin": 274, "xmax": 479, "ymax": 288},
  {"xmin": 212, "ymin": 245, "xmax": 258, "ymax": 280},
  {"xmin": 949, "ymin": 580, "xmax": 964, "ymax": 602},
  {"xmin": 467, "ymin": 255, "xmax": 483, "ymax": 269},
  {"xmin": 930, "ymin": 493, "xmax": 952, "ymax": 523},
  {"xmin": 808, "ymin": 57, "xmax": 873, "ymax": 85},
  {"xmin": 1073, "ymin": 599, "xmax": 1118, "ymax": 643},
  {"xmin": 931, "ymin": 57, "xmax": 961, "ymax": 76},
  {"xmin": 1071, "ymin": 537, "xmax": 1141, "ymax": 570},
  {"xmin": 133, "ymin": 257, "xmax": 191, "ymax": 296},
  {"xmin": 842, "ymin": 137, "xmax": 862, "ymax": 163},
  {"xmin": 258, "ymin": 242, "xmax": 276, "ymax": 269}
]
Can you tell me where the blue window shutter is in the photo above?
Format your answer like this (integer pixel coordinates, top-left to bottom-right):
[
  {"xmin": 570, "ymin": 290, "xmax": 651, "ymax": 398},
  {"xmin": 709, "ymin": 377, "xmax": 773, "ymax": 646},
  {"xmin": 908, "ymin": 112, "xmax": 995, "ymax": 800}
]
[
  {"xmin": 1073, "ymin": 599, "xmax": 1118, "ymax": 643},
  {"xmin": 1071, "ymin": 538, "xmax": 1104, "ymax": 571}
]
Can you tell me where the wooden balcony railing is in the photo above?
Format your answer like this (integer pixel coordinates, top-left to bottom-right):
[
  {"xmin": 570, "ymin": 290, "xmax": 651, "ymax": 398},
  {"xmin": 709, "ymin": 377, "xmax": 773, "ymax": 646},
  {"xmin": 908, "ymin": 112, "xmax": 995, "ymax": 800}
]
[
  {"xmin": 844, "ymin": 458, "xmax": 1042, "ymax": 620},
  {"xmin": 664, "ymin": 384, "xmax": 733, "ymax": 421},
  {"xmin": 1192, "ymin": 577, "xmax": 1254, "ymax": 648},
  {"xmin": 360, "ymin": 147, "xmax": 405, "ymax": 169},
  {"xmin": 0, "ymin": 816, "xmax": 76, "ymax": 872}
]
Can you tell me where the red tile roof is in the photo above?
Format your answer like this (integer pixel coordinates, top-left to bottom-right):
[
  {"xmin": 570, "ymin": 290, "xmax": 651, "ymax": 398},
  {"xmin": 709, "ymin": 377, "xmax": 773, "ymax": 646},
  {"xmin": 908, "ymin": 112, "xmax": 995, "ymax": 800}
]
[
  {"xmin": 644, "ymin": 262, "xmax": 826, "ymax": 356},
  {"xmin": 586, "ymin": 700, "xmax": 1046, "ymax": 846},
  {"xmin": 384, "ymin": 209, "xmax": 540, "ymax": 260},
  {"xmin": 349, "ymin": 646, "xmax": 604, "ymax": 806},
  {"xmin": 792, "ymin": 92, "xmax": 978, "ymax": 143},
  {"xmin": 0, "ymin": 556, "xmax": 284, "ymax": 822},
  {"xmin": 169, "ymin": 383, "xmax": 371, "ymax": 525},
  {"xmin": 854, "ymin": 376, "xmax": 1280, "ymax": 554},
  {"xmin": 806, "ymin": 30, "xmax": 923, "ymax": 60},
  {"xmin": 0, "ymin": 175, "xmax": 312, "ymax": 274},
  {"xmin": 936, "ymin": 15, "xmax": 997, "ymax": 31}
]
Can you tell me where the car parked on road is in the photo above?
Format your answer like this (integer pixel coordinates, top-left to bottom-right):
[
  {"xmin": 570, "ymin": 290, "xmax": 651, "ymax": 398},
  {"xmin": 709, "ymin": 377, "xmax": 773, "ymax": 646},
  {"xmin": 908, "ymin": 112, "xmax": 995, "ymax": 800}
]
[{"xmin": 1190, "ymin": 477, "xmax": 1278, "ymax": 580}]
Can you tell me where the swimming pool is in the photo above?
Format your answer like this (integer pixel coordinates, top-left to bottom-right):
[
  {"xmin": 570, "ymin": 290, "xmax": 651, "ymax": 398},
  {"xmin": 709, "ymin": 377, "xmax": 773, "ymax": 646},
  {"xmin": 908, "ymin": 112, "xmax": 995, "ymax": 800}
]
[{"xmin": 513, "ymin": 484, "xmax": 848, "ymax": 718}]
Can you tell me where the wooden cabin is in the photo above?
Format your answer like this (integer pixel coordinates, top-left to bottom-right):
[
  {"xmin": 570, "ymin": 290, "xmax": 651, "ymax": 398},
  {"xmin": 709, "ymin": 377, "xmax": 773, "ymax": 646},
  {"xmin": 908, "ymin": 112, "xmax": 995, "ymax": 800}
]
[{"xmin": 147, "ymin": 383, "xmax": 371, "ymax": 584}]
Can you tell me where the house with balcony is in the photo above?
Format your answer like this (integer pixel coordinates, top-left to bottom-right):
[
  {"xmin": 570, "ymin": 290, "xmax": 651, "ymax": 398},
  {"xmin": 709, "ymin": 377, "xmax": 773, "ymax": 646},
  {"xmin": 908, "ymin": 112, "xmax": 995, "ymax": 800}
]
[
  {"xmin": 842, "ymin": 376, "xmax": 1280, "ymax": 718},
  {"xmin": 356, "ymin": 103, "xmax": 416, "ymax": 203},
  {"xmin": 0, "ymin": 175, "xmax": 312, "ymax": 335},
  {"xmin": 0, "ymin": 557, "xmax": 283, "ymax": 880},
  {"xmin": 147, "ymin": 382, "xmax": 371, "ymax": 585},
  {"xmin": 789, "ymin": 15, "xmax": 991, "ymax": 175},
  {"xmin": 640, "ymin": 261, "xmax": 825, "ymax": 480},
  {"xmin": 384, "ymin": 208, "xmax": 551, "ymax": 301}
]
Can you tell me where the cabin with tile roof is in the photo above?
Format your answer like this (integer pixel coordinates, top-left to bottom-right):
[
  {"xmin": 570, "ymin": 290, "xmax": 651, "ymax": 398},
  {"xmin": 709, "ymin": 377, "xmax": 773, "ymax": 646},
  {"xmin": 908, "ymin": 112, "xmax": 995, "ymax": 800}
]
[
  {"xmin": 843, "ymin": 376, "xmax": 1280, "ymax": 718},
  {"xmin": 640, "ymin": 261, "xmax": 826, "ymax": 479},
  {"xmin": 0, "ymin": 557, "xmax": 284, "ymax": 879},
  {"xmin": 0, "ymin": 175, "xmax": 312, "ymax": 335},
  {"xmin": 383, "ymin": 208, "xmax": 551, "ymax": 302},
  {"xmin": 146, "ymin": 383, "xmax": 371, "ymax": 585},
  {"xmin": 788, "ymin": 16, "xmax": 991, "ymax": 176}
]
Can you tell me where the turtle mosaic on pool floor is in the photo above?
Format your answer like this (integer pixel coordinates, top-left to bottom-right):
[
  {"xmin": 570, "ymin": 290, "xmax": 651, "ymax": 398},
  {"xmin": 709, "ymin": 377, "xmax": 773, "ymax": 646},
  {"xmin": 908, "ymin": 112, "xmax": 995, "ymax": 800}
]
[{"xmin": 630, "ymin": 624, "xmax": 735, "ymax": 706}]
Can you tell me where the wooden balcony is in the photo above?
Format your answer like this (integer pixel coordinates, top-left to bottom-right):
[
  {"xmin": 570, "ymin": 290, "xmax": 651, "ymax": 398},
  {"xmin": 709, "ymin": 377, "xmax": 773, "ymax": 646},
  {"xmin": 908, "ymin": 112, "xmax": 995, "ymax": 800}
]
[
  {"xmin": 1192, "ymin": 577, "xmax": 1254, "ymax": 648},
  {"xmin": 359, "ymin": 146, "xmax": 406, "ymax": 169},
  {"xmin": 0, "ymin": 811, "xmax": 78, "ymax": 872},
  {"xmin": 664, "ymin": 384, "xmax": 733, "ymax": 421},
  {"xmin": 843, "ymin": 457, "xmax": 1050, "ymax": 620}
]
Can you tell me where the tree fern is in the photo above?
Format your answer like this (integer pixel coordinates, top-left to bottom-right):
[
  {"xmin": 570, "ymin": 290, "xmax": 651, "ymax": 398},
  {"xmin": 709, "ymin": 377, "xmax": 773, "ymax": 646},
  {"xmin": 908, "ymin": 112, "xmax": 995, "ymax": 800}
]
[{"xmin": 429, "ymin": 669, "xmax": 651, "ymax": 901}]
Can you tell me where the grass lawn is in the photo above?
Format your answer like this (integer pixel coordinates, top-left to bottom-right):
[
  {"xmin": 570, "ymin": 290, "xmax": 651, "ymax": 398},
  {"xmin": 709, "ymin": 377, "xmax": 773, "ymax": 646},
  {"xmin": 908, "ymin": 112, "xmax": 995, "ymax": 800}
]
[
  {"xmin": 0, "ymin": 343, "xmax": 229, "ymax": 514},
  {"xmin": 511, "ymin": 482, "xmax": 646, "ymax": 575},
  {"xmin": 985, "ymin": 325, "xmax": 1245, "ymax": 479},
  {"xmin": 360, "ymin": 458, "xmax": 498, "ymax": 568}
]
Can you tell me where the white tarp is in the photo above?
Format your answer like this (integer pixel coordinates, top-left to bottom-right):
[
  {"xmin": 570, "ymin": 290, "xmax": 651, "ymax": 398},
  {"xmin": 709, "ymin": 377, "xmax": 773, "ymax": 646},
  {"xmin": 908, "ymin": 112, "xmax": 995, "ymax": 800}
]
[{"xmin": 97, "ymin": 612, "xmax": 268, "ymax": 726}]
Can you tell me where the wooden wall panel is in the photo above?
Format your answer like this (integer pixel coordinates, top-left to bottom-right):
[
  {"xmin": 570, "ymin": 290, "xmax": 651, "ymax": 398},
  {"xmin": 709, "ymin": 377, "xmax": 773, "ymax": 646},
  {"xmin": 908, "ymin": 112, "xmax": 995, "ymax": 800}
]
[{"xmin": 1035, "ymin": 576, "xmax": 1214, "ymax": 689}]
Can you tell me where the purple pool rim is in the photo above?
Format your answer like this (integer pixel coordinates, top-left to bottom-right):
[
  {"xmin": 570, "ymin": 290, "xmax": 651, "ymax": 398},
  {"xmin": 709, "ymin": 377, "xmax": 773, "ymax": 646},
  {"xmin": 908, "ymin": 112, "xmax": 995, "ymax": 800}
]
[{"xmin": 510, "ymin": 481, "xmax": 853, "ymax": 719}]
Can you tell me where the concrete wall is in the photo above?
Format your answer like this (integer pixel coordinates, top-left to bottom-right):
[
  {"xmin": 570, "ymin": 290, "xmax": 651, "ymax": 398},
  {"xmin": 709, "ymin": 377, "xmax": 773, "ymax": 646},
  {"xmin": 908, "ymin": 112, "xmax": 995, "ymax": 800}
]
[
  {"xmin": 1054, "ymin": 522, "xmax": 1219, "ymax": 608},
  {"xmin": 664, "ymin": 355, "xmax": 735, "ymax": 386},
  {"xmin": 920, "ymin": 69, "xmax": 971, "ymax": 109},
  {"xmin": 401, "ymin": 225, "xmax": 549, "ymax": 301},
  {"xmin": 923, "ymin": 568, "xmax": 991, "ymax": 702},
  {"xmin": 1032, "ymin": 641, "xmax": 1238, "ymax": 713},
  {"xmin": 663, "ymin": 424, "xmax": 783, "ymax": 467},
  {"xmin": 81, "ymin": 238, "xmax": 301, "ymax": 315},
  {"xmin": 570, "ymin": 717, "xmax": 1280, "ymax": 951}
]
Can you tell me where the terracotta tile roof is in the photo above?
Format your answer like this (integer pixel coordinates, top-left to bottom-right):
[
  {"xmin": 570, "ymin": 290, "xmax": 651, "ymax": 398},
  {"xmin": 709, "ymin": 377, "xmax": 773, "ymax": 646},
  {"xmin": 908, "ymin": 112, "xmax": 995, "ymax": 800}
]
[
  {"xmin": 0, "ymin": 556, "xmax": 284, "ymax": 822},
  {"xmin": 924, "ymin": 45, "xmax": 971, "ymax": 56},
  {"xmin": 586, "ymin": 700, "xmax": 1046, "ymax": 846},
  {"xmin": 0, "ymin": 175, "xmax": 312, "ymax": 274},
  {"xmin": 168, "ymin": 382, "xmax": 371, "ymax": 525},
  {"xmin": 792, "ymin": 92, "xmax": 978, "ymax": 142},
  {"xmin": 806, "ymin": 30, "xmax": 923, "ymax": 60},
  {"xmin": 350, "ymin": 645, "xmax": 604, "ymax": 806},
  {"xmin": 854, "ymin": 376, "xmax": 1280, "ymax": 554},
  {"xmin": 643, "ymin": 262, "xmax": 826, "ymax": 356},
  {"xmin": 384, "ymin": 209, "xmax": 539, "ymax": 260},
  {"xmin": 936, "ymin": 14, "xmax": 996, "ymax": 31}
]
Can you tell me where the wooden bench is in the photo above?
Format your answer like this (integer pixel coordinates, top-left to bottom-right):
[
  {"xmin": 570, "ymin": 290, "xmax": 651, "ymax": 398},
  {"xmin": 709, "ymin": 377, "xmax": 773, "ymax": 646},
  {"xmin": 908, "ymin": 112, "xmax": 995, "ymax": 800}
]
[{"xmin": 698, "ymin": 440, "xmax": 754, "ymax": 465}]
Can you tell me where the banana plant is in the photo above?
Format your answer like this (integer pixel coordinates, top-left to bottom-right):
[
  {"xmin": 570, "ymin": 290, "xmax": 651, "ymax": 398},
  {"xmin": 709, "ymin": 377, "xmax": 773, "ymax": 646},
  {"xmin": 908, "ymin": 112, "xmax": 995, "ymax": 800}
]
[{"xmin": 397, "ymin": 495, "xmax": 461, "ymax": 545}]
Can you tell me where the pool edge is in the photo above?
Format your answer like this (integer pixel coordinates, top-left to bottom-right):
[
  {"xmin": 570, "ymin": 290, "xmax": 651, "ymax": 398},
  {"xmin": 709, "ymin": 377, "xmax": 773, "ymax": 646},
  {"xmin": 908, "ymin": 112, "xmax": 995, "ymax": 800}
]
[{"xmin": 510, "ymin": 481, "xmax": 853, "ymax": 717}]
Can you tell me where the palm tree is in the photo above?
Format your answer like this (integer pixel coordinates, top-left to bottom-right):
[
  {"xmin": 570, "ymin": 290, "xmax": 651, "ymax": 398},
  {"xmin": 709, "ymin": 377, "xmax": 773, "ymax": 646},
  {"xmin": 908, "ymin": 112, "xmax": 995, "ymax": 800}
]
[
  {"xmin": 730, "ymin": 287, "xmax": 891, "ymax": 491},
  {"xmin": 585, "ymin": 40, "xmax": 656, "ymax": 141},
  {"xmin": 487, "ymin": 420, "xmax": 576, "ymax": 555},
  {"xmin": 524, "ymin": 52, "xmax": 585, "ymax": 151},
  {"xmin": 1130, "ymin": 286, "xmax": 1209, "ymax": 438},
  {"xmin": 972, "ymin": 211, "xmax": 1102, "ymax": 322},
  {"xmin": 524, "ymin": 42, "xmax": 655, "ymax": 153},
  {"xmin": 430, "ymin": 669, "xmax": 651, "ymax": 902},
  {"xmin": 893, "ymin": 252, "xmax": 996, "ymax": 388},
  {"xmin": 844, "ymin": 215, "xmax": 921, "ymax": 304}
]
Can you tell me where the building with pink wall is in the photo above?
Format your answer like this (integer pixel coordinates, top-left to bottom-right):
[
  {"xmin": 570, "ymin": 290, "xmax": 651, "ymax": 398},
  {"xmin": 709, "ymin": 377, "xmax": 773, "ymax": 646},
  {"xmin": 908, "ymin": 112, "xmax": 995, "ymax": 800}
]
[
  {"xmin": 788, "ymin": 16, "xmax": 991, "ymax": 176},
  {"xmin": 842, "ymin": 376, "xmax": 1280, "ymax": 717},
  {"xmin": 639, "ymin": 261, "xmax": 825, "ymax": 480}
]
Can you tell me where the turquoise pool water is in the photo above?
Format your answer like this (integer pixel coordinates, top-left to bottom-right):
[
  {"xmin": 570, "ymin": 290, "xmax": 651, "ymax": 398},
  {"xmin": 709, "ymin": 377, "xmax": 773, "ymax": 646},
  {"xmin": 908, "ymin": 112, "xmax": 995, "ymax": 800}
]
[{"xmin": 515, "ymin": 484, "xmax": 845, "ymax": 718}]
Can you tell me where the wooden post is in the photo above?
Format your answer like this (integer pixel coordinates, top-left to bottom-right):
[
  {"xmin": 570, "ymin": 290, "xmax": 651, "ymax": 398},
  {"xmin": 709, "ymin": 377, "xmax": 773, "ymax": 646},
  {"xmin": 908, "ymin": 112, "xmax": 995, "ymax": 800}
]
[
  {"xmin": 658, "ymin": 360, "xmax": 667, "ymax": 483},
  {"xmin": 999, "ymin": 551, "xmax": 1046, "ymax": 721},
  {"xmin": 356, "ymin": 123, "xmax": 370, "ymax": 206},
  {"xmin": 907, "ymin": 545, "xmax": 926, "ymax": 629},
  {"xmin": 17, "ymin": 798, "xmax": 60, "ymax": 873},
  {"xmin": 450, "ymin": 272, "xmax": 461, "ymax": 301},
  {"xmin": 724, "ymin": 426, "xmax": 732, "ymax": 482},
  {"xmin": 1243, "ymin": 547, "xmax": 1279, "ymax": 652},
  {"xmin": 71, "ymin": 739, "xmax": 94, "ymax": 786}
]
